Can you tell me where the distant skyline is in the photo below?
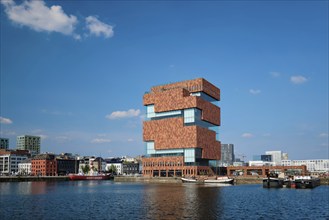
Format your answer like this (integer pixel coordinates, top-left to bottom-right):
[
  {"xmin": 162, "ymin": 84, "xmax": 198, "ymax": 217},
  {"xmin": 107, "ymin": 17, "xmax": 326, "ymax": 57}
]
[{"xmin": 1, "ymin": 0, "xmax": 328, "ymax": 160}]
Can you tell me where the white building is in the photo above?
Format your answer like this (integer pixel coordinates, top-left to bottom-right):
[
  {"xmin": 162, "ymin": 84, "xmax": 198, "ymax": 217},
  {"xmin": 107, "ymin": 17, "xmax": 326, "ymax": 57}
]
[
  {"xmin": 78, "ymin": 156, "xmax": 96, "ymax": 173},
  {"xmin": 265, "ymin": 151, "xmax": 283, "ymax": 166},
  {"xmin": 0, "ymin": 150, "xmax": 29, "ymax": 175},
  {"xmin": 106, "ymin": 163, "xmax": 123, "ymax": 175},
  {"xmin": 282, "ymin": 159, "xmax": 329, "ymax": 173},
  {"xmin": 18, "ymin": 158, "xmax": 32, "ymax": 175}
]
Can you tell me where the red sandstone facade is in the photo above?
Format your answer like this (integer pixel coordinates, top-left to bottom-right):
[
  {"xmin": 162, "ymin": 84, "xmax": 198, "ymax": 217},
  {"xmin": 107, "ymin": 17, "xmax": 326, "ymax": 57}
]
[
  {"xmin": 142, "ymin": 78, "xmax": 221, "ymax": 177},
  {"xmin": 31, "ymin": 154, "xmax": 57, "ymax": 176}
]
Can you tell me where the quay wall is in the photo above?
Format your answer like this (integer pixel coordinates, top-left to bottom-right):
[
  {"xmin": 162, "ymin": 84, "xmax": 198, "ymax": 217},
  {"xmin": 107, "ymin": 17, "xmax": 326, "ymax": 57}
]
[{"xmin": 0, "ymin": 176, "xmax": 69, "ymax": 182}]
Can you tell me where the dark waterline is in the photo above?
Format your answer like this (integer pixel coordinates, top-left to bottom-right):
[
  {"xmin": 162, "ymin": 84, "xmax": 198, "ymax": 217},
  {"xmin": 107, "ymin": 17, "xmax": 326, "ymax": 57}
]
[{"xmin": 1, "ymin": 181, "xmax": 328, "ymax": 220}]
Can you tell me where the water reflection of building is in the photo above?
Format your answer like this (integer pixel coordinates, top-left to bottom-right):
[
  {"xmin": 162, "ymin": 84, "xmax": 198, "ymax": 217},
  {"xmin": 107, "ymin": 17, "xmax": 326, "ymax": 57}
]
[
  {"xmin": 142, "ymin": 184, "xmax": 222, "ymax": 219},
  {"xmin": 142, "ymin": 78, "xmax": 221, "ymax": 177}
]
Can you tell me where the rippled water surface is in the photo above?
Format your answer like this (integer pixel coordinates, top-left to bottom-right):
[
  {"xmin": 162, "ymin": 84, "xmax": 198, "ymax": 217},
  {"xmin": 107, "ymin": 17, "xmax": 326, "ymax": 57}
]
[{"xmin": 1, "ymin": 181, "xmax": 328, "ymax": 219}]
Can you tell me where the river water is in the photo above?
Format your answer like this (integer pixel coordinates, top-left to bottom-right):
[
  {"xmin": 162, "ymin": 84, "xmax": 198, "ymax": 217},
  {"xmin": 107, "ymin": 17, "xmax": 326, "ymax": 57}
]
[{"xmin": 0, "ymin": 181, "xmax": 328, "ymax": 219}]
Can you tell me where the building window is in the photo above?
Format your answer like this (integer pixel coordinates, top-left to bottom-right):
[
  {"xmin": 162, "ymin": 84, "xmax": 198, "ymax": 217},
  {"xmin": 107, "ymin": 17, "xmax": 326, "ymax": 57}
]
[{"xmin": 184, "ymin": 108, "xmax": 195, "ymax": 123}]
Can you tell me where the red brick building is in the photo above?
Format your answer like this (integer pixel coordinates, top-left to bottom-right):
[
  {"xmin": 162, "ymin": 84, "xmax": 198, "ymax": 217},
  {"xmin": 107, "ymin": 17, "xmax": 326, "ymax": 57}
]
[
  {"xmin": 142, "ymin": 78, "xmax": 221, "ymax": 177},
  {"xmin": 31, "ymin": 154, "xmax": 57, "ymax": 176}
]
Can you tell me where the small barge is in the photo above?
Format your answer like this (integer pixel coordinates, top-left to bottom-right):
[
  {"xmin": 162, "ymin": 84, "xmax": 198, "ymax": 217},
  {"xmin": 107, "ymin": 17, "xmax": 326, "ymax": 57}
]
[
  {"xmin": 263, "ymin": 173, "xmax": 284, "ymax": 188},
  {"xmin": 293, "ymin": 176, "xmax": 321, "ymax": 189},
  {"xmin": 263, "ymin": 177, "xmax": 284, "ymax": 188}
]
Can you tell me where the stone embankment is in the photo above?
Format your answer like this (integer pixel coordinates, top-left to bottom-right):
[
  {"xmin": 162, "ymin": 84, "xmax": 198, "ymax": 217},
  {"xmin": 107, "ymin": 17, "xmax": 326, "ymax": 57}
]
[{"xmin": 0, "ymin": 176, "xmax": 69, "ymax": 182}]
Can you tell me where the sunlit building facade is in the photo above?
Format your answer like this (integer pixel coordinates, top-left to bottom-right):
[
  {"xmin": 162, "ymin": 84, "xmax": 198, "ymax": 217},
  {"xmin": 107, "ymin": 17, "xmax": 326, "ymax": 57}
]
[
  {"xmin": 16, "ymin": 135, "xmax": 41, "ymax": 156},
  {"xmin": 142, "ymin": 78, "xmax": 221, "ymax": 177}
]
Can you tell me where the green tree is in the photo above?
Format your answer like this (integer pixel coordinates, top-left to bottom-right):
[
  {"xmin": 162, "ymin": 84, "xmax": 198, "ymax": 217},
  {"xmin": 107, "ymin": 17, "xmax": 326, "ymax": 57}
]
[
  {"xmin": 82, "ymin": 165, "xmax": 90, "ymax": 174},
  {"xmin": 107, "ymin": 164, "xmax": 117, "ymax": 174}
]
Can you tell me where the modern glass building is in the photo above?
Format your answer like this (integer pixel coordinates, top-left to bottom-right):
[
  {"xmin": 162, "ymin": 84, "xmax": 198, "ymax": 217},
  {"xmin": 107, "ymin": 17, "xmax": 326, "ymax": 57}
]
[
  {"xmin": 142, "ymin": 78, "xmax": 221, "ymax": 177},
  {"xmin": 16, "ymin": 135, "xmax": 41, "ymax": 156}
]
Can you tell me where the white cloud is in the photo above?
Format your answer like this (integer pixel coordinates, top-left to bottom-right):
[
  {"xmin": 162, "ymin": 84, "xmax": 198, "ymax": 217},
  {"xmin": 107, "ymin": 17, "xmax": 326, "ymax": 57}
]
[
  {"xmin": 127, "ymin": 138, "xmax": 134, "ymax": 142},
  {"xmin": 290, "ymin": 75, "xmax": 308, "ymax": 84},
  {"xmin": 91, "ymin": 138, "xmax": 112, "ymax": 144},
  {"xmin": 270, "ymin": 72, "xmax": 281, "ymax": 78},
  {"xmin": 106, "ymin": 109, "xmax": 141, "ymax": 120},
  {"xmin": 85, "ymin": 16, "xmax": 114, "ymax": 38},
  {"xmin": 318, "ymin": 133, "xmax": 328, "ymax": 138},
  {"xmin": 249, "ymin": 89, "xmax": 261, "ymax": 95},
  {"xmin": 241, "ymin": 133, "xmax": 253, "ymax": 138},
  {"xmin": 1, "ymin": 0, "xmax": 79, "ymax": 38},
  {"xmin": 0, "ymin": 116, "xmax": 13, "ymax": 124}
]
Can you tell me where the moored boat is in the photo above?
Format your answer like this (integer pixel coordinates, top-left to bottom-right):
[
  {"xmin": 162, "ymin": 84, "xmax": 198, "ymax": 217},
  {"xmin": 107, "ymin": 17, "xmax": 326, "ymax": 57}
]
[
  {"xmin": 263, "ymin": 177, "xmax": 284, "ymax": 188},
  {"xmin": 204, "ymin": 176, "xmax": 234, "ymax": 184},
  {"xmin": 294, "ymin": 176, "xmax": 320, "ymax": 189},
  {"xmin": 181, "ymin": 177, "xmax": 198, "ymax": 183}
]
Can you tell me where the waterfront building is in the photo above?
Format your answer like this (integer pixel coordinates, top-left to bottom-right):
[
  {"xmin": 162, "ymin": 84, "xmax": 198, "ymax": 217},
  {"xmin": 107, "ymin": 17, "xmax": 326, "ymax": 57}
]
[
  {"xmin": 123, "ymin": 162, "xmax": 139, "ymax": 175},
  {"xmin": 56, "ymin": 154, "xmax": 77, "ymax": 175},
  {"xmin": 105, "ymin": 158, "xmax": 123, "ymax": 175},
  {"xmin": 31, "ymin": 154, "xmax": 57, "ymax": 176},
  {"xmin": 16, "ymin": 135, "xmax": 41, "ymax": 156},
  {"xmin": 0, "ymin": 149, "xmax": 30, "ymax": 175},
  {"xmin": 78, "ymin": 156, "xmax": 95, "ymax": 173},
  {"xmin": 92, "ymin": 157, "xmax": 106, "ymax": 172},
  {"xmin": 219, "ymin": 144, "xmax": 234, "ymax": 167},
  {"xmin": 142, "ymin": 78, "xmax": 221, "ymax": 177},
  {"xmin": 282, "ymin": 159, "xmax": 329, "ymax": 173},
  {"xmin": 227, "ymin": 165, "xmax": 307, "ymax": 177},
  {"xmin": 18, "ymin": 158, "xmax": 32, "ymax": 175},
  {"xmin": 0, "ymin": 138, "xmax": 9, "ymax": 149}
]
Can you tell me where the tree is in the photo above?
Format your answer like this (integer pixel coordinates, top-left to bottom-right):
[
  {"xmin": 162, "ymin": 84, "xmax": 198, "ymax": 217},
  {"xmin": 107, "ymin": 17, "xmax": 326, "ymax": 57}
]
[
  {"xmin": 81, "ymin": 165, "xmax": 90, "ymax": 174},
  {"xmin": 107, "ymin": 164, "xmax": 117, "ymax": 174}
]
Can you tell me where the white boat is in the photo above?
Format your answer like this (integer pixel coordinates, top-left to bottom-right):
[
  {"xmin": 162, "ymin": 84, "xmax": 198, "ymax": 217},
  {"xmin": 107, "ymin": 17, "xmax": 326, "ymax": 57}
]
[
  {"xmin": 204, "ymin": 176, "xmax": 234, "ymax": 184},
  {"xmin": 181, "ymin": 177, "xmax": 198, "ymax": 183},
  {"xmin": 181, "ymin": 176, "xmax": 234, "ymax": 184}
]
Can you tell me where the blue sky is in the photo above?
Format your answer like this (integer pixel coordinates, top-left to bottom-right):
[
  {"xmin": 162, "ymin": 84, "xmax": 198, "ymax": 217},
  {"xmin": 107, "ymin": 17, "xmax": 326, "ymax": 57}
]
[{"xmin": 0, "ymin": 0, "xmax": 328, "ymax": 160}]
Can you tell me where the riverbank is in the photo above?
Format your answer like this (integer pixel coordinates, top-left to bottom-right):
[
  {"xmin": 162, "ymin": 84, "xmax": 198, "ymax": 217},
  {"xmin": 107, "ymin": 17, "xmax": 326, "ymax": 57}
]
[
  {"xmin": 0, "ymin": 176, "xmax": 69, "ymax": 182},
  {"xmin": 1, "ymin": 176, "xmax": 328, "ymax": 185}
]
